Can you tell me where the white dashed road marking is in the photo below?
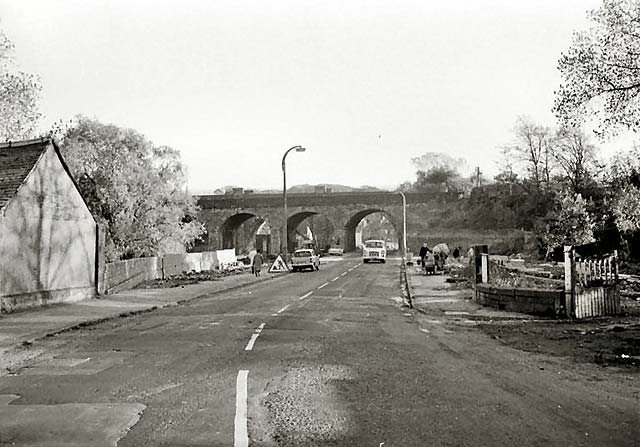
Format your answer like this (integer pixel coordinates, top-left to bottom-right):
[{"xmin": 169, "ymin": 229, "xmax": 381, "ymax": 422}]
[
  {"xmin": 234, "ymin": 370, "xmax": 249, "ymax": 447},
  {"xmin": 340, "ymin": 271, "xmax": 348, "ymax": 277},
  {"xmin": 299, "ymin": 291, "xmax": 313, "ymax": 300},
  {"xmin": 275, "ymin": 304, "xmax": 290, "ymax": 314},
  {"xmin": 244, "ymin": 323, "xmax": 266, "ymax": 351},
  {"xmin": 318, "ymin": 282, "xmax": 329, "ymax": 290},
  {"xmin": 331, "ymin": 276, "xmax": 339, "ymax": 282}
]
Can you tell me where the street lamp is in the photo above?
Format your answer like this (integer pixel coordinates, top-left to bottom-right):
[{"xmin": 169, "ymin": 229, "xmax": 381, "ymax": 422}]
[
  {"xmin": 395, "ymin": 191, "xmax": 407, "ymax": 259},
  {"xmin": 282, "ymin": 145, "xmax": 306, "ymax": 255}
]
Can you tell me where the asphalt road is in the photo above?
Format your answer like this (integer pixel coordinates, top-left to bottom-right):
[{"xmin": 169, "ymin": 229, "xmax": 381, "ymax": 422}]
[{"xmin": 0, "ymin": 256, "xmax": 637, "ymax": 446}]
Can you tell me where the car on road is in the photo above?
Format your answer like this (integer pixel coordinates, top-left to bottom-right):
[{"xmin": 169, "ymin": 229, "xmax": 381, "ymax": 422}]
[
  {"xmin": 362, "ymin": 239, "xmax": 386, "ymax": 263},
  {"xmin": 328, "ymin": 247, "xmax": 344, "ymax": 256},
  {"xmin": 291, "ymin": 249, "xmax": 320, "ymax": 272}
]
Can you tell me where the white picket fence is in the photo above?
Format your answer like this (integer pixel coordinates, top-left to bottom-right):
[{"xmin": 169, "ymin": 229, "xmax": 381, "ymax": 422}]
[{"xmin": 565, "ymin": 247, "xmax": 621, "ymax": 319}]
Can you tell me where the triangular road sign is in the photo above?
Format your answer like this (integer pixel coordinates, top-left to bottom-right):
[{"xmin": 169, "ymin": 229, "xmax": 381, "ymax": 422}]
[{"xmin": 268, "ymin": 255, "xmax": 290, "ymax": 273}]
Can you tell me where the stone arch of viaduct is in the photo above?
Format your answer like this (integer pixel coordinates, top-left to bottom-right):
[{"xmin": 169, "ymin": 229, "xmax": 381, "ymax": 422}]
[{"xmin": 195, "ymin": 191, "xmax": 451, "ymax": 255}]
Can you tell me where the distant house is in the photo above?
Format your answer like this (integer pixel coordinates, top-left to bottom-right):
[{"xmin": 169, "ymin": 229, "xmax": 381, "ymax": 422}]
[{"xmin": 0, "ymin": 138, "xmax": 98, "ymax": 312}]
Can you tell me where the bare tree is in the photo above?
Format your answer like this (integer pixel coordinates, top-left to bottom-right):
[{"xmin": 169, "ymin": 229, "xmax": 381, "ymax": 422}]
[
  {"xmin": 551, "ymin": 127, "xmax": 600, "ymax": 194},
  {"xmin": 506, "ymin": 116, "xmax": 554, "ymax": 189}
]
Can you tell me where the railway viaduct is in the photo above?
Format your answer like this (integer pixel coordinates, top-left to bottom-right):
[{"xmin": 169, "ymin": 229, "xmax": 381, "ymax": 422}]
[{"xmin": 195, "ymin": 191, "xmax": 460, "ymax": 255}]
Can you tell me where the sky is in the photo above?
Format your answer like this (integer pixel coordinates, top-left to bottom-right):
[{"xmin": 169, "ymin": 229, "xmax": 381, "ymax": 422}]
[{"xmin": 0, "ymin": 0, "xmax": 623, "ymax": 192}]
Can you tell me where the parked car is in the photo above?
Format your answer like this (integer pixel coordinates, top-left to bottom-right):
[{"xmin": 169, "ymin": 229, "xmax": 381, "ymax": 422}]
[
  {"xmin": 291, "ymin": 248, "xmax": 320, "ymax": 272},
  {"xmin": 328, "ymin": 247, "xmax": 344, "ymax": 256},
  {"xmin": 362, "ymin": 239, "xmax": 386, "ymax": 263}
]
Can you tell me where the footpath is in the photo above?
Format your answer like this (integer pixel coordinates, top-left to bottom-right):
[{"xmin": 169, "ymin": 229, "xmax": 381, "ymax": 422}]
[
  {"xmin": 406, "ymin": 265, "xmax": 535, "ymax": 322},
  {"xmin": 0, "ymin": 272, "xmax": 279, "ymax": 376}
]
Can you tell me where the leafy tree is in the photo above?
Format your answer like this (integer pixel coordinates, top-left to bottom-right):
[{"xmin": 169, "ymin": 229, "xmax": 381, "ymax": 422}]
[
  {"xmin": 397, "ymin": 181, "xmax": 413, "ymax": 192},
  {"xmin": 537, "ymin": 190, "xmax": 595, "ymax": 258},
  {"xmin": 0, "ymin": 30, "xmax": 42, "ymax": 140},
  {"xmin": 611, "ymin": 183, "xmax": 640, "ymax": 233},
  {"xmin": 411, "ymin": 152, "xmax": 467, "ymax": 173},
  {"xmin": 411, "ymin": 151, "xmax": 470, "ymax": 193},
  {"xmin": 554, "ymin": 0, "xmax": 640, "ymax": 135},
  {"xmin": 60, "ymin": 116, "xmax": 204, "ymax": 260},
  {"xmin": 607, "ymin": 145, "xmax": 640, "ymax": 234}
]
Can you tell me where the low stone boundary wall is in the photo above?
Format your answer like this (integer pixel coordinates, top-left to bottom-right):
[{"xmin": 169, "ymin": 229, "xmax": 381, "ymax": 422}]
[
  {"xmin": 105, "ymin": 257, "xmax": 161, "ymax": 294},
  {"xmin": 475, "ymin": 283, "xmax": 565, "ymax": 317},
  {"xmin": 104, "ymin": 249, "xmax": 239, "ymax": 294}
]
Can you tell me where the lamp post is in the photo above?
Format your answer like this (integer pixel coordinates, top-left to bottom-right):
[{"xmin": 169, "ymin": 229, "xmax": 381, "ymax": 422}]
[
  {"xmin": 282, "ymin": 145, "xmax": 306, "ymax": 255},
  {"xmin": 395, "ymin": 191, "xmax": 407, "ymax": 258}
]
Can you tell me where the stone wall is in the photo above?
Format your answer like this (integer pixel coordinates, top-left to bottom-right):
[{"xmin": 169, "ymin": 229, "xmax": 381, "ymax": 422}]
[
  {"xmin": 105, "ymin": 257, "xmax": 161, "ymax": 294},
  {"xmin": 475, "ymin": 284, "xmax": 565, "ymax": 317},
  {"xmin": 104, "ymin": 249, "xmax": 238, "ymax": 294}
]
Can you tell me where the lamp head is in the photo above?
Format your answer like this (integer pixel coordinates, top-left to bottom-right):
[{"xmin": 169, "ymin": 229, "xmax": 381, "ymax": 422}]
[{"xmin": 296, "ymin": 146, "xmax": 306, "ymax": 152}]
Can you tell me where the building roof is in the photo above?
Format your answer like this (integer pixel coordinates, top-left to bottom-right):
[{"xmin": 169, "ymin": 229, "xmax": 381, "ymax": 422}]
[
  {"xmin": 0, "ymin": 137, "xmax": 95, "ymax": 222},
  {"xmin": 0, "ymin": 138, "xmax": 51, "ymax": 212}
]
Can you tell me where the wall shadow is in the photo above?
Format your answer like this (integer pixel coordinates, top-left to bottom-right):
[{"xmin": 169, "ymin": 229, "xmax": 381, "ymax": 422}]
[{"xmin": 0, "ymin": 143, "xmax": 96, "ymax": 311}]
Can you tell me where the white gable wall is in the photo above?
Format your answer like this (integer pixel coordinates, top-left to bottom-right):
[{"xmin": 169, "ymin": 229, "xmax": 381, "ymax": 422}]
[{"xmin": 0, "ymin": 144, "xmax": 96, "ymax": 304}]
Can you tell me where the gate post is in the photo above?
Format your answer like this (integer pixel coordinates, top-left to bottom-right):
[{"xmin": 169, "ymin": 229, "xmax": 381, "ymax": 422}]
[
  {"xmin": 481, "ymin": 253, "xmax": 490, "ymax": 284},
  {"xmin": 563, "ymin": 245, "xmax": 575, "ymax": 318},
  {"xmin": 613, "ymin": 250, "xmax": 621, "ymax": 314},
  {"xmin": 472, "ymin": 244, "xmax": 488, "ymax": 286}
]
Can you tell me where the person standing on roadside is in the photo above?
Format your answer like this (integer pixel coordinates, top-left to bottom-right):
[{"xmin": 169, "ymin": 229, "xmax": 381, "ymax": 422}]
[
  {"xmin": 418, "ymin": 242, "xmax": 431, "ymax": 271},
  {"xmin": 252, "ymin": 250, "xmax": 264, "ymax": 277}
]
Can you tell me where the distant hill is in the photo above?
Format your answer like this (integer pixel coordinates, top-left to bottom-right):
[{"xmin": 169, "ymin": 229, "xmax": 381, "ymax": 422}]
[
  {"xmin": 198, "ymin": 184, "xmax": 387, "ymax": 194},
  {"xmin": 287, "ymin": 184, "xmax": 384, "ymax": 193}
]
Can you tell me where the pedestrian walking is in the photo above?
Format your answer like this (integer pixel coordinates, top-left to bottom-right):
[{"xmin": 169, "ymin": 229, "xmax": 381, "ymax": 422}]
[{"xmin": 252, "ymin": 250, "xmax": 264, "ymax": 277}]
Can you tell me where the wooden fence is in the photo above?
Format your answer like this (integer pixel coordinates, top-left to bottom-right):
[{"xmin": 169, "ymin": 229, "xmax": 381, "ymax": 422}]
[
  {"xmin": 564, "ymin": 246, "xmax": 620, "ymax": 319},
  {"xmin": 475, "ymin": 248, "xmax": 621, "ymax": 319}
]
